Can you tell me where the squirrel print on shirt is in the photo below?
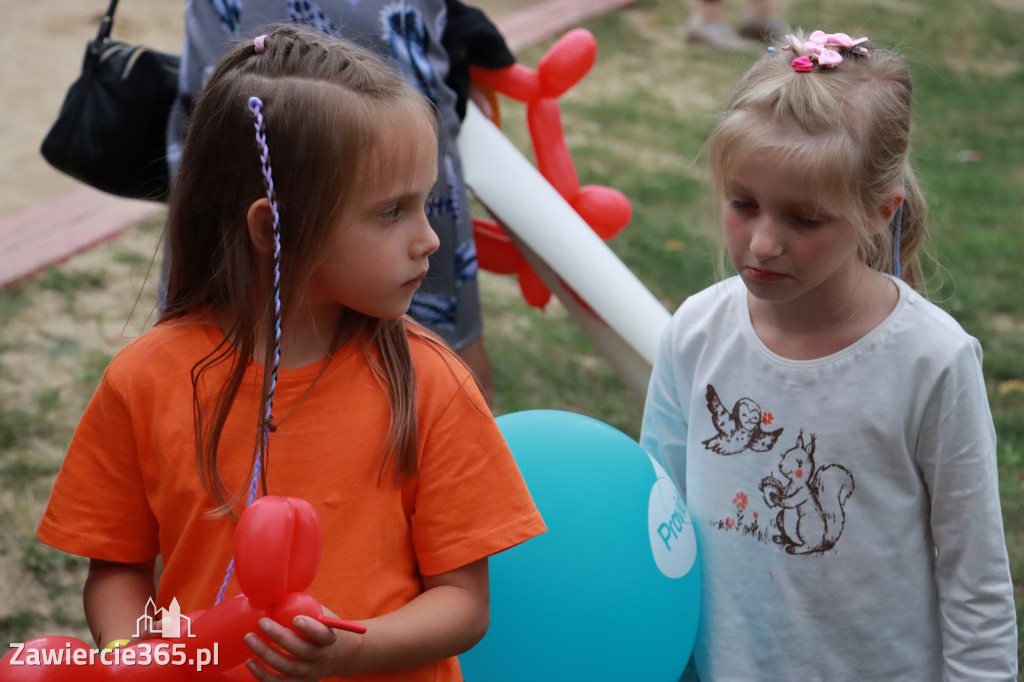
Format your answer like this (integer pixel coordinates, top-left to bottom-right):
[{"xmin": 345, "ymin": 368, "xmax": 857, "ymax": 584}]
[
  {"xmin": 702, "ymin": 384, "xmax": 783, "ymax": 455},
  {"xmin": 758, "ymin": 430, "xmax": 855, "ymax": 555}
]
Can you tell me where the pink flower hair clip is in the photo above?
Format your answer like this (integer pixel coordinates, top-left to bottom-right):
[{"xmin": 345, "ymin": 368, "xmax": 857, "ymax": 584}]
[{"xmin": 782, "ymin": 30, "xmax": 868, "ymax": 72}]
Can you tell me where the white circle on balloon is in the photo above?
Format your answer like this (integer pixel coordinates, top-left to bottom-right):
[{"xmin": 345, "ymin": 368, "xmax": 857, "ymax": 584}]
[{"xmin": 646, "ymin": 456, "xmax": 697, "ymax": 579}]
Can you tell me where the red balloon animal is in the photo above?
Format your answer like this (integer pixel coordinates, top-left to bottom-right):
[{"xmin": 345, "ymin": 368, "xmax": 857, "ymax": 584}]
[
  {"xmin": 470, "ymin": 28, "xmax": 633, "ymax": 308},
  {"xmin": 1, "ymin": 496, "xmax": 363, "ymax": 680}
]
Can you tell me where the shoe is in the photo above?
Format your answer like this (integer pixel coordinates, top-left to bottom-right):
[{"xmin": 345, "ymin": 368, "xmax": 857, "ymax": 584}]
[
  {"xmin": 736, "ymin": 15, "xmax": 789, "ymax": 43},
  {"xmin": 685, "ymin": 19, "xmax": 751, "ymax": 53}
]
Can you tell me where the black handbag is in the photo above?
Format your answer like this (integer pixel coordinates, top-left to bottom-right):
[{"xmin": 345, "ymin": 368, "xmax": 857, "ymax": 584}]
[{"xmin": 41, "ymin": 0, "xmax": 180, "ymax": 201}]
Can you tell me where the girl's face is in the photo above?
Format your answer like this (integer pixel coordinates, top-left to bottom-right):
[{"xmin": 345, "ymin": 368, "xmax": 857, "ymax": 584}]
[
  {"xmin": 307, "ymin": 120, "xmax": 440, "ymax": 320},
  {"xmin": 721, "ymin": 146, "xmax": 868, "ymax": 313}
]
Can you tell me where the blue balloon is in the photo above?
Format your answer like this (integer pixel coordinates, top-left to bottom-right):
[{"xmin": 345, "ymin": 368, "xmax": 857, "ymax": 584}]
[{"xmin": 461, "ymin": 410, "xmax": 700, "ymax": 681}]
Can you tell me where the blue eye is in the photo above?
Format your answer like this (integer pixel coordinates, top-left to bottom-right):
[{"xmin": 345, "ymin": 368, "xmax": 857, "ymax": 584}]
[{"xmin": 380, "ymin": 205, "xmax": 401, "ymax": 222}]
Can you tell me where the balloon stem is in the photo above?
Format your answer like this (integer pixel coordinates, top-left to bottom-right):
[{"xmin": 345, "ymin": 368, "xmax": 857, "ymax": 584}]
[{"xmin": 318, "ymin": 616, "xmax": 367, "ymax": 634}]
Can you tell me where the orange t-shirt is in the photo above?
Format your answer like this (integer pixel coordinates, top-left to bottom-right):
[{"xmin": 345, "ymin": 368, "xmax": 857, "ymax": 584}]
[{"xmin": 37, "ymin": 318, "xmax": 545, "ymax": 681}]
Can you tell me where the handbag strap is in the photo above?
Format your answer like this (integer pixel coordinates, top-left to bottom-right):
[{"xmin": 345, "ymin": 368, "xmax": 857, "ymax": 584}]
[{"xmin": 93, "ymin": 0, "xmax": 120, "ymax": 46}]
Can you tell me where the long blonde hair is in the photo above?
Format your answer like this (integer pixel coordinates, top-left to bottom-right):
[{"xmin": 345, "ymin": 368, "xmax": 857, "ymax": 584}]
[
  {"xmin": 707, "ymin": 31, "xmax": 927, "ymax": 288},
  {"xmin": 160, "ymin": 26, "xmax": 438, "ymax": 512}
]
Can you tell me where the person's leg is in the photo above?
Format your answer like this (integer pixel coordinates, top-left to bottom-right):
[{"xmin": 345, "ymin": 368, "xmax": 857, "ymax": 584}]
[
  {"xmin": 457, "ymin": 337, "xmax": 495, "ymax": 407},
  {"xmin": 685, "ymin": 0, "xmax": 750, "ymax": 52},
  {"xmin": 698, "ymin": 0, "xmax": 725, "ymax": 23},
  {"xmin": 747, "ymin": 0, "xmax": 773, "ymax": 18},
  {"xmin": 737, "ymin": 0, "xmax": 787, "ymax": 41}
]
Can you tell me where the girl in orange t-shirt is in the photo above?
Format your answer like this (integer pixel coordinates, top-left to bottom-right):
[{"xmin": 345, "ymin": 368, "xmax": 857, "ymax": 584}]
[{"xmin": 38, "ymin": 25, "xmax": 544, "ymax": 682}]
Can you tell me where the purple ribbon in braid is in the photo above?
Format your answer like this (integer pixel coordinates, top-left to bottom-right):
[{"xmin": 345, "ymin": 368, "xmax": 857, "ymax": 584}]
[
  {"xmin": 214, "ymin": 94, "xmax": 284, "ymax": 605},
  {"xmin": 247, "ymin": 94, "xmax": 283, "ymax": 500}
]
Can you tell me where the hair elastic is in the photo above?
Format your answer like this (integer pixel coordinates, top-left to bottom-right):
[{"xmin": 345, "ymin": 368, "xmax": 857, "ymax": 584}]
[
  {"xmin": 214, "ymin": 95, "xmax": 284, "ymax": 605},
  {"xmin": 792, "ymin": 56, "xmax": 814, "ymax": 72},
  {"xmin": 254, "ymin": 34, "xmax": 267, "ymax": 53}
]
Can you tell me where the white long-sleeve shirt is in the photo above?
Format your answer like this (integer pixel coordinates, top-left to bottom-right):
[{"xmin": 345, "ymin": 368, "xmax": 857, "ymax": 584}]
[{"xmin": 641, "ymin": 276, "xmax": 1018, "ymax": 681}]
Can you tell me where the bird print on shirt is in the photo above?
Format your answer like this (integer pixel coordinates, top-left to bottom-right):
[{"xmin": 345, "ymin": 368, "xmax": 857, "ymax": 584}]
[{"xmin": 702, "ymin": 384, "xmax": 783, "ymax": 455}]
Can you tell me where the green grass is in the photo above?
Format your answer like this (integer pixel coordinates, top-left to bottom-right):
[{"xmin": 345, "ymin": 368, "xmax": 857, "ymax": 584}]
[
  {"xmin": 0, "ymin": 285, "xmax": 30, "ymax": 320},
  {"xmin": 0, "ymin": 218, "xmax": 162, "ymax": 643},
  {"xmin": 0, "ymin": 0, "xmax": 1020, "ymax": 669}
]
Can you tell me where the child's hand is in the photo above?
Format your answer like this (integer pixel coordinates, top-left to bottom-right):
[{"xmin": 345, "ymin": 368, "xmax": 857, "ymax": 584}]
[{"xmin": 244, "ymin": 615, "xmax": 354, "ymax": 681}]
